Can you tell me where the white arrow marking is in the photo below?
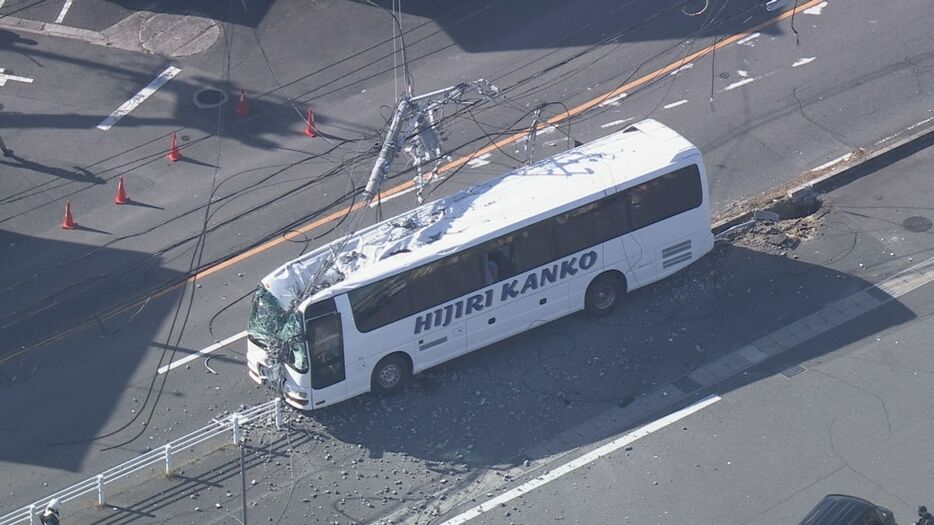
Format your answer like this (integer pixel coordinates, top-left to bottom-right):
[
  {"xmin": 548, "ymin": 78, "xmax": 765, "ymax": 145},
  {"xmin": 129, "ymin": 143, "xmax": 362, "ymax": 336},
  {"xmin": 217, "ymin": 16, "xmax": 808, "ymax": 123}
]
[{"xmin": 0, "ymin": 68, "xmax": 35, "ymax": 87}]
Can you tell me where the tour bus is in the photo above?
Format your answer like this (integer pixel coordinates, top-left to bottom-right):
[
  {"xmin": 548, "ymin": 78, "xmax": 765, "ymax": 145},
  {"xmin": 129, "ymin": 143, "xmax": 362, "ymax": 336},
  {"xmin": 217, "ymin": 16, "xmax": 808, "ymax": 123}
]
[{"xmin": 246, "ymin": 119, "xmax": 714, "ymax": 409}]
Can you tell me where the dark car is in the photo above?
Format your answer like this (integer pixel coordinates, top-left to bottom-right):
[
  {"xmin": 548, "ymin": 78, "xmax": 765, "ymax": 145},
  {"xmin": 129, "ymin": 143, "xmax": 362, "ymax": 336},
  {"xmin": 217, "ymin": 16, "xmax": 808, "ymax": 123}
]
[{"xmin": 799, "ymin": 494, "xmax": 896, "ymax": 525}]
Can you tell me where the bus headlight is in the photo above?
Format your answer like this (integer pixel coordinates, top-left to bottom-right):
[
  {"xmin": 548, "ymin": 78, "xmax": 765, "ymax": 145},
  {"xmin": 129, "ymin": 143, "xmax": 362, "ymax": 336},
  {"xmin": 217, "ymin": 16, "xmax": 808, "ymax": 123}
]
[{"xmin": 283, "ymin": 384, "xmax": 309, "ymax": 405}]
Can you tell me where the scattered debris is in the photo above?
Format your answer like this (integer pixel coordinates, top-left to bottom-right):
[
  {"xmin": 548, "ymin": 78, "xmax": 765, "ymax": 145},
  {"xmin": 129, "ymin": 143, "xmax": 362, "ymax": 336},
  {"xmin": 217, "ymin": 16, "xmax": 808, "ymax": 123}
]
[{"xmin": 718, "ymin": 190, "xmax": 828, "ymax": 256}]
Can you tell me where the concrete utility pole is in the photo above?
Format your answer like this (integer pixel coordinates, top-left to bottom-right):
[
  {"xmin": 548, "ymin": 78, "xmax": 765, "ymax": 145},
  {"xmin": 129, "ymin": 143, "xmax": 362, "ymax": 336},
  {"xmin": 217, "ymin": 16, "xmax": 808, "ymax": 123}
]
[{"xmin": 365, "ymin": 79, "xmax": 499, "ymax": 205}]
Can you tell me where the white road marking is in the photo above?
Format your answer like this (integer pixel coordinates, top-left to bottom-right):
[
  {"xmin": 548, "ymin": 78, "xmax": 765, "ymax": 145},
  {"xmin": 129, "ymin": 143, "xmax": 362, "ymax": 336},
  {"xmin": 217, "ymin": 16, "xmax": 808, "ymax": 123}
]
[
  {"xmin": 737, "ymin": 32, "xmax": 761, "ymax": 46},
  {"xmin": 157, "ymin": 330, "xmax": 247, "ymax": 374},
  {"xmin": 598, "ymin": 92, "xmax": 628, "ymax": 107},
  {"xmin": 369, "ymin": 185, "xmax": 416, "ymax": 207},
  {"xmin": 97, "ymin": 66, "xmax": 181, "ymax": 131},
  {"xmin": 878, "ymin": 116, "xmax": 934, "ymax": 145},
  {"xmin": 663, "ymin": 99, "xmax": 688, "ymax": 109},
  {"xmin": 874, "ymin": 256, "xmax": 934, "ymax": 299},
  {"xmin": 669, "ymin": 63, "xmax": 694, "ymax": 76},
  {"xmin": 0, "ymin": 0, "xmax": 6, "ymax": 9},
  {"xmin": 804, "ymin": 1, "xmax": 827, "ymax": 15},
  {"xmin": 600, "ymin": 117, "xmax": 634, "ymax": 129},
  {"xmin": 537, "ymin": 125, "xmax": 558, "ymax": 136},
  {"xmin": 54, "ymin": 0, "xmax": 74, "ymax": 24},
  {"xmin": 905, "ymin": 116, "xmax": 934, "ymax": 131},
  {"xmin": 809, "ymin": 152, "xmax": 852, "ymax": 172},
  {"xmin": 724, "ymin": 77, "xmax": 756, "ymax": 91},
  {"xmin": 0, "ymin": 68, "xmax": 34, "ymax": 87},
  {"xmin": 793, "ymin": 57, "xmax": 816, "ymax": 67},
  {"xmin": 737, "ymin": 70, "xmax": 749, "ymax": 78},
  {"xmin": 438, "ymin": 395, "xmax": 721, "ymax": 525},
  {"xmin": 466, "ymin": 153, "xmax": 492, "ymax": 168}
]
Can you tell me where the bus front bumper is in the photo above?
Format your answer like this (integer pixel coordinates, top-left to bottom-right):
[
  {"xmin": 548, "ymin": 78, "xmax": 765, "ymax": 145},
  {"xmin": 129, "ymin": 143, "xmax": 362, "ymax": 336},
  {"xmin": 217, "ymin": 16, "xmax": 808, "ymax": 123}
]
[{"xmin": 246, "ymin": 339, "xmax": 310, "ymax": 407}]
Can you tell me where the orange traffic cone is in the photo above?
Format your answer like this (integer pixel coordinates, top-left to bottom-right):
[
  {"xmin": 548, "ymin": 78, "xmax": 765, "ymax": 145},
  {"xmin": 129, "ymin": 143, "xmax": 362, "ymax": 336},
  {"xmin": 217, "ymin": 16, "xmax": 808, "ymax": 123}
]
[
  {"xmin": 62, "ymin": 201, "xmax": 76, "ymax": 229},
  {"xmin": 235, "ymin": 89, "xmax": 249, "ymax": 116},
  {"xmin": 114, "ymin": 176, "xmax": 129, "ymax": 205},
  {"xmin": 304, "ymin": 108, "xmax": 316, "ymax": 137},
  {"xmin": 167, "ymin": 132, "xmax": 181, "ymax": 162}
]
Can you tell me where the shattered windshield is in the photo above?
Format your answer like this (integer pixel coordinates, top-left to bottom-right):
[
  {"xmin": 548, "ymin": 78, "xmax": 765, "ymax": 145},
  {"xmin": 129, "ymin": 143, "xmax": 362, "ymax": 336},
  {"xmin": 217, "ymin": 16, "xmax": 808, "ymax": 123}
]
[
  {"xmin": 248, "ymin": 285, "xmax": 289, "ymax": 343},
  {"xmin": 280, "ymin": 311, "xmax": 308, "ymax": 373}
]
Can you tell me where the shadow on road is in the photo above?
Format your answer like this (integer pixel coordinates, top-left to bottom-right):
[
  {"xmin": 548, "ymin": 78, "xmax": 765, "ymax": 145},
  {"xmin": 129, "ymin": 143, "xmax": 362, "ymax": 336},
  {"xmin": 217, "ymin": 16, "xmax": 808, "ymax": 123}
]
[
  {"xmin": 354, "ymin": 0, "xmax": 787, "ymax": 52},
  {"xmin": 311, "ymin": 243, "xmax": 914, "ymax": 472},
  {"xmin": 102, "ymin": 0, "xmax": 275, "ymax": 28},
  {"xmin": 0, "ymin": 231, "xmax": 186, "ymax": 472}
]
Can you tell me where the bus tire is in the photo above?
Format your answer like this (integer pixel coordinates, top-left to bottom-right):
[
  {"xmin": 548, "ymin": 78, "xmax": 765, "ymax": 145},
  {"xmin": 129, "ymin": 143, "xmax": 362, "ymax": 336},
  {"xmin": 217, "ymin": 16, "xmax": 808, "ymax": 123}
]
[
  {"xmin": 585, "ymin": 272, "xmax": 623, "ymax": 316},
  {"xmin": 371, "ymin": 353, "xmax": 411, "ymax": 395}
]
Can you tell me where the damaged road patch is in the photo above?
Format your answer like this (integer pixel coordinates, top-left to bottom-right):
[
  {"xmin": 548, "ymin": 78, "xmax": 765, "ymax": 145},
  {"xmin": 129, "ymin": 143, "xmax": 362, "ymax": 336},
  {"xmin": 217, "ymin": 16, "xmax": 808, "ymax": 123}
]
[{"xmin": 102, "ymin": 11, "xmax": 221, "ymax": 56}]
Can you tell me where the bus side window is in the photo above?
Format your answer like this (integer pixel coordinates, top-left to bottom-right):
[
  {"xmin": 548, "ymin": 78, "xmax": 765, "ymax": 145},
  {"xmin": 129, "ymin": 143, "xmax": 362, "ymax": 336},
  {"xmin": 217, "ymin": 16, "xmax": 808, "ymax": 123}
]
[
  {"xmin": 593, "ymin": 193, "xmax": 629, "ymax": 241},
  {"xmin": 626, "ymin": 165, "xmax": 702, "ymax": 230},
  {"xmin": 552, "ymin": 203, "xmax": 597, "ymax": 257},
  {"xmin": 480, "ymin": 237, "xmax": 517, "ymax": 285},
  {"xmin": 513, "ymin": 221, "xmax": 555, "ymax": 272},
  {"xmin": 348, "ymin": 274, "xmax": 412, "ymax": 332},
  {"xmin": 408, "ymin": 251, "xmax": 484, "ymax": 314}
]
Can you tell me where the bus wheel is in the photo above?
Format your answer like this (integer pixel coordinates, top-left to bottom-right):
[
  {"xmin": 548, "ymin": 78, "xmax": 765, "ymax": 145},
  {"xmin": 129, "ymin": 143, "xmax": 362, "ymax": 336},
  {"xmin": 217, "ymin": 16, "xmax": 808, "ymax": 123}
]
[
  {"xmin": 585, "ymin": 273, "xmax": 622, "ymax": 316},
  {"xmin": 372, "ymin": 354, "xmax": 410, "ymax": 395}
]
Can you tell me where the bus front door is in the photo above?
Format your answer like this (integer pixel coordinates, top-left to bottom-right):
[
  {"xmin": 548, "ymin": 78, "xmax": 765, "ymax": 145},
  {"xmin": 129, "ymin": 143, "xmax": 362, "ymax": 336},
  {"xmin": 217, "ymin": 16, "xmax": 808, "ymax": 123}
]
[{"xmin": 305, "ymin": 307, "xmax": 347, "ymax": 409}]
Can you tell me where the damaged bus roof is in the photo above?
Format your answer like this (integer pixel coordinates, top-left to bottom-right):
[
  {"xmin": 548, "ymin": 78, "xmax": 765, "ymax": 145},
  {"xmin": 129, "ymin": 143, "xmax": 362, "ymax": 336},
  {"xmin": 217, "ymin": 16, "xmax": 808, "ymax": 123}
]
[{"xmin": 260, "ymin": 119, "xmax": 698, "ymax": 309}]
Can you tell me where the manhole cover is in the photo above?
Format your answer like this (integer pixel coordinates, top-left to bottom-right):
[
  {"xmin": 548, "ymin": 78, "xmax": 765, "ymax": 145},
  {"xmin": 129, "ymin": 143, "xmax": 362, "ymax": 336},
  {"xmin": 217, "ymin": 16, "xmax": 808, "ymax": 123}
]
[
  {"xmin": 194, "ymin": 88, "xmax": 227, "ymax": 109},
  {"xmin": 903, "ymin": 215, "xmax": 932, "ymax": 233}
]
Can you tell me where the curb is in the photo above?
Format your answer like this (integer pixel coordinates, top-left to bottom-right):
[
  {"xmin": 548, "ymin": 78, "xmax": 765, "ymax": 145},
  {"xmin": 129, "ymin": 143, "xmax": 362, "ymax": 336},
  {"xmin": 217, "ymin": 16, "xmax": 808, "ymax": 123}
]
[
  {"xmin": 0, "ymin": 12, "xmax": 219, "ymax": 56},
  {"xmin": 0, "ymin": 16, "xmax": 106, "ymax": 46},
  {"xmin": 711, "ymin": 121, "xmax": 934, "ymax": 235}
]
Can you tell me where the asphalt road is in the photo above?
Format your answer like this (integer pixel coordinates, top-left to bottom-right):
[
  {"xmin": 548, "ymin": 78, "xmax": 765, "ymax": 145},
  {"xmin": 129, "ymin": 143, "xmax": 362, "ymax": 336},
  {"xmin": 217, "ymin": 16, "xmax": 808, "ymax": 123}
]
[
  {"xmin": 51, "ymin": 128, "xmax": 934, "ymax": 525},
  {"xmin": 1, "ymin": 0, "xmax": 934, "ymax": 522},
  {"xmin": 444, "ymin": 132, "xmax": 934, "ymax": 525}
]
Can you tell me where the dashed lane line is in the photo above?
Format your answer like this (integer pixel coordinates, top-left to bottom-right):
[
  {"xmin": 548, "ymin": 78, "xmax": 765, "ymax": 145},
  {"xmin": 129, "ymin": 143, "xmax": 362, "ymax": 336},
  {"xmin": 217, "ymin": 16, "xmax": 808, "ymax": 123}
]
[{"xmin": 156, "ymin": 330, "xmax": 247, "ymax": 375}]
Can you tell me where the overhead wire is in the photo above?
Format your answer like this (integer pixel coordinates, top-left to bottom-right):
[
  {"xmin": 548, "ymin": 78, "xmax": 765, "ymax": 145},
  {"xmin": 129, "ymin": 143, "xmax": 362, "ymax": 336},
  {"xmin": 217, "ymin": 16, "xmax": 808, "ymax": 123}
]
[
  {"xmin": 47, "ymin": 8, "xmax": 242, "ymax": 448},
  {"xmin": 97, "ymin": 6, "xmax": 242, "ymax": 451},
  {"xmin": 16, "ymin": 0, "xmax": 784, "ymax": 389}
]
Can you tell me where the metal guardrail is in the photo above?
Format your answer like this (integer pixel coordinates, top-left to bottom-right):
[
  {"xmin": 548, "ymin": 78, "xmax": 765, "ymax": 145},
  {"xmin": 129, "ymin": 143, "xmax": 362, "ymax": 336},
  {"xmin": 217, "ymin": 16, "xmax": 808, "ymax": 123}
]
[{"xmin": 0, "ymin": 399, "xmax": 282, "ymax": 525}]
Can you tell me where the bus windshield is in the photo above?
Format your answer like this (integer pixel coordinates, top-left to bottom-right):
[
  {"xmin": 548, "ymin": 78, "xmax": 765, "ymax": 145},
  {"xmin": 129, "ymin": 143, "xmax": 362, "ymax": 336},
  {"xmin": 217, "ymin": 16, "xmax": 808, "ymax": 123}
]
[
  {"xmin": 249, "ymin": 286, "xmax": 309, "ymax": 372},
  {"xmin": 248, "ymin": 285, "xmax": 289, "ymax": 344}
]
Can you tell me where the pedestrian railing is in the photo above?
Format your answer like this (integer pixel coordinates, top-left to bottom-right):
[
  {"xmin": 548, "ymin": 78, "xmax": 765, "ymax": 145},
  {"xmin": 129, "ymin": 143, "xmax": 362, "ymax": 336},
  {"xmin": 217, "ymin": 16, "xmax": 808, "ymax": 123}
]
[{"xmin": 0, "ymin": 399, "xmax": 282, "ymax": 525}]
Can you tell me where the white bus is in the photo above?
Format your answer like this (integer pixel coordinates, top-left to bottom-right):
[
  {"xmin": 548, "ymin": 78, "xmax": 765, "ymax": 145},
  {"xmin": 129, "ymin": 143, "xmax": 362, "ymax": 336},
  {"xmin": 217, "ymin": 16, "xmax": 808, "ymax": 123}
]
[{"xmin": 246, "ymin": 119, "xmax": 714, "ymax": 409}]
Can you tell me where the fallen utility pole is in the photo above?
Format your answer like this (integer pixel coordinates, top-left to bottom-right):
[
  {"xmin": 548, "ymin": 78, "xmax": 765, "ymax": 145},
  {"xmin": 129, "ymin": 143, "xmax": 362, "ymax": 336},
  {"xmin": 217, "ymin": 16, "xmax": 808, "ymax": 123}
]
[{"xmin": 364, "ymin": 79, "xmax": 499, "ymax": 204}]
